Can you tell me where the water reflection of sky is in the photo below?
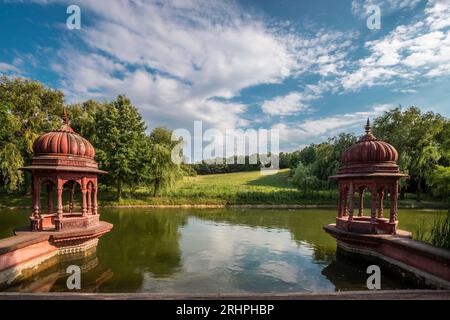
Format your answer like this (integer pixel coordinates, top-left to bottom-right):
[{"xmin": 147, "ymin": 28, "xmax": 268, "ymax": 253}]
[
  {"xmin": 141, "ymin": 217, "xmax": 334, "ymax": 293},
  {"xmin": 0, "ymin": 208, "xmax": 434, "ymax": 293}
]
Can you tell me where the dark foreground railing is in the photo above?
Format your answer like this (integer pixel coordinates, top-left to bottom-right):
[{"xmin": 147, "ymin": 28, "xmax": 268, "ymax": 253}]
[{"xmin": 1, "ymin": 290, "xmax": 450, "ymax": 300}]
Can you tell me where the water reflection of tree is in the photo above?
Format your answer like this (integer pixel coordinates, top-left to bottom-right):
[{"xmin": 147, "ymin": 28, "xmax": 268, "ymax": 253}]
[
  {"xmin": 96, "ymin": 210, "xmax": 188, "ymax": 292},
  {"xmin": 191, "ymin": 209, "xmax": 337, "ymax": 263}
]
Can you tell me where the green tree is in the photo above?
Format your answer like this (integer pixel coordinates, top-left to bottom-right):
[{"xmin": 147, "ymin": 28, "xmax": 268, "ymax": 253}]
[
  {"xmin": 427, "ymin": 165, "xmax": 450, "ymax": 204},
  {"xmin": 297, "ymin": 146, "xmax": 317, "ymax": 167},
  {"xmin": 0, "ymin": 76, "xmax": 65, "ymax": 193},
  {"xmin": 67, "ymin": 99, "xmax": 106, "ymax": 144},
  {"xmin": 292, "ymin": 162, "xmax": 320, "ymax": 196},
  {"xmin": 0, "ymin": 143, "xmax": 24, "ymax": 193},
  {"xmin": 95, "ymin": 95, "xmax": 147, "ymax": 201}
]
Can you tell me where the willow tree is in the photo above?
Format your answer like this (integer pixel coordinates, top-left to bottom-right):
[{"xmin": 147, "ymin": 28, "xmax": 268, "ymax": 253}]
[
  {"xmin": 142, "ymin": 127, "xmax": 182, "ymax": 197},
  {"xmin": 292, "ymin": 162, "xmax": 320, "ymax": 196},
  {"xmin": 0, "ymin": 76, "xmax": 65, "ymax": 193}
]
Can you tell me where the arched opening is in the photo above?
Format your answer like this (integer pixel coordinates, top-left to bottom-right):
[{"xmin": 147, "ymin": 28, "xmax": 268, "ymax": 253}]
[
  {"xmin": 338, "ymin": 183, "xmax": 349, "ymax": 218},
  {"xmin": 357, "ymin": 186, "xmax": 367, "ymax": 217},
  {"xmin": 38, "ymin": 179, "xmax": 55, "ymax": 215},
  {"xmin": 62, "ymin": 180, "xmax": 83, "ymax": 217},
  {"xmin": 34, "ymin": 178, "xmax": 58, "ymax": 230}
]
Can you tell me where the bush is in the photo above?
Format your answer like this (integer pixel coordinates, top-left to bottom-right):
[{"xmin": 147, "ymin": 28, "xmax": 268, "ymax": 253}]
[
  {"xmin": 429, "ymin": 214, "xmax": 450, "ymax": 249},
  {"xmin": 292, "ymin": 163, "xmax": 320, "ymax": 195},
  {"xmin": 415, "ymin": 214, "xmax": 450, "ymax": 250}
]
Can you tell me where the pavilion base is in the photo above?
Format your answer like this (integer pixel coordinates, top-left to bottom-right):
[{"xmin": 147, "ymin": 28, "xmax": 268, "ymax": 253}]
[
  {"xmin": 336, "ymin": 216, "xmax": 398, "ymax": 235},
  {"xmin": 30, "ymin": 213, "xmax": 100, "ymax": 231},
  {"xmin": 0, "ymin": 221, "xmax": 112, "ymax": 287},
  {"xmin": 324, "ymin": 224, "xmax": 450, "ymax": 289}
]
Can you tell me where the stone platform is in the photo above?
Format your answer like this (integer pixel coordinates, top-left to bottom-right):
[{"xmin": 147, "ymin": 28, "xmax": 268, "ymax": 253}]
[
  {"xmin": 0, "ymin": 221, "xmax": 112, "ymax": 286},
  {"xmin": 324, "ymin": 224, "xmax": 450, "ymax": 289},
  {"xmin": 336, "ymin": 216, "xmax": 398, "ymax": 234}
]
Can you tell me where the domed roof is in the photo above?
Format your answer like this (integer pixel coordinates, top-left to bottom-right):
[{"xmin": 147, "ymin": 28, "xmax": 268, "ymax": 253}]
[
  {"xmin": 330, "ymin": 119, "xmax": 407, "ymax": 179},
  {"xmin": 33, "ymin": 110, "xmax": 95, "ymax": 159},
  {"xmin": 340, "ymin": 120, "xmax": 398, "ymax": 165}
]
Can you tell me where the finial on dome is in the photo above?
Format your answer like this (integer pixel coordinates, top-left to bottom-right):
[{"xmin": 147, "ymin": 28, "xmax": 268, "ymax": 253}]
[
  {"xmin": 58, "ymin": 108, "xmax": 74, "ymax": 133},
  {"xmin": 62, "ymin": 108, "xmax": 69, "ymax": 125},
  {"xmin": 365, "ymin": 118, "xmax": 371, "ymax": 134}
]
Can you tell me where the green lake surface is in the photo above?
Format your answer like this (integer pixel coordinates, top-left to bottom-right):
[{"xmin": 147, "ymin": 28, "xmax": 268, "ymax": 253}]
[{"xmin": 0, "ymin": 208, "xmax": 445, "ymax": 293}]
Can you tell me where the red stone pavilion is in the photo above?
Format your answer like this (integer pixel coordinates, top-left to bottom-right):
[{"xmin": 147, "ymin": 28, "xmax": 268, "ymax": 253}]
[
  {"xmin": 329, "ymin": 119, "xmax": 408, "ymax": 235},
  {"xmin": 0, "ymin": 111, "xmax": 112, "ymax": 286},
  {"xmin": 21, "ymin": 109, "xmax": 107, "ymax": 231},
  {"xmin": 324, "ymin": 121, "xmax": 450, "ymax": 288}
]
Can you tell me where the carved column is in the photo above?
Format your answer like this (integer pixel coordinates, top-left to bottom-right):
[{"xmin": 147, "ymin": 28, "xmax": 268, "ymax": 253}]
[
  {"xmin": 358, "ymin": 188, "xmax": 364, "ymax": 217},
  {"xmin": 378, "ymin": 188, "xmax": 384, "ymax": 218},
  {"xmin": 87, "ymin": 183, "xmax": 92, "ymax": 214},
  {"xmin": 69, "ymin": 182, "xmax": 75, "ymax": 213},
  {"xmin": 81, "ymin": 178, "xmax": 88, "ymax": 217},
  {"xmin": 348, "ymin": 183, "xmax": 354, "ymax": 222},
  {"xmin": 337, "ymin": 184, "xmax": 343, "ymax": 218},
  {"xmin": 56, "ymin": 179, "xmax": 63, "ymax": 230},
  {"xmin": 93, "ymin": 183, "xmax": 98, "ymax": 215},
  {"xmin": 47, "ymin": 182, "xmax": 53, "ymax": 214},
  {"xmin": 390, "ymin": 181, "xmax": 398, "ymax": 223},
  {"xmin": 342, "ymin": 186, "xmax": 348, "ymax": 217}
]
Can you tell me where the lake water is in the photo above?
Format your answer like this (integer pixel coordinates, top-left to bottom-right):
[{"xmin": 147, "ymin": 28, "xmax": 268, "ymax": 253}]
[{"xmin": 0, "ymin": 208, "xmax": 445, "ymax": 293}]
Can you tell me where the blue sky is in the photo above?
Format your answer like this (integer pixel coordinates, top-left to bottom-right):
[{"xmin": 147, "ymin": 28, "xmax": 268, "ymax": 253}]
[{"xmin": 1, "ymin": 0, "xmax": 449, "ymax": 152}]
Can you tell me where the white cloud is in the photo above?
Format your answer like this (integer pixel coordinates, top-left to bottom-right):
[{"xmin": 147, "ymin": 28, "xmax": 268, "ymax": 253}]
[
  {"xmin": 344, "ymin": 0, "xmax": 450, "ymax": 91},
  {"xmin": 425, "ymin": 0, "xmax": 450, "ymax": 30},
  {"xmin": 273, "ymin": 104, "xmax": 395, "ymax": 149},
  {"xmin": 44, "ymin": 0, "xmax": 303, "ymax": 131},
  {"xmin": 37, "ymin": 0, "xmax": 356, "ymax": 133},
  {"xmin": 0, "ymin": 62, "xmax": 20, "ymax": 73},
  {"xmin": 261, "ymin": 92, "xmax": 312, "ymax": 116}
]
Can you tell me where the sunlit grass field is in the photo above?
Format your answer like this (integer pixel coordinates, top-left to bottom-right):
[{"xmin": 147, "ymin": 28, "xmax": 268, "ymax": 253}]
[{"xmin": 101, "ymin": 169, "xmax": 337, "ymax": 205}]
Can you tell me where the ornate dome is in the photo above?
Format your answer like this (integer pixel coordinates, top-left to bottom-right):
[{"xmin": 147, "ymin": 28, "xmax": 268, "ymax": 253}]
[
  {"xmin": 340, "ymin": 120, "xmax": 398, "ymax": 165},
  {"xmin": 33, "ymin": 110, "xmax": 95, "ymax": 159},
  {"xmin": 330, "ymin": 119, "xmax": 406, "ymax": 178}
]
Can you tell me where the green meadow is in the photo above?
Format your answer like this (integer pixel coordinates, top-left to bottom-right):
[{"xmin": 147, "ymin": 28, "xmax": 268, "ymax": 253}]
[{"xmin": 100, "ymin": 169, "xmax": 334, "ymax": 206}]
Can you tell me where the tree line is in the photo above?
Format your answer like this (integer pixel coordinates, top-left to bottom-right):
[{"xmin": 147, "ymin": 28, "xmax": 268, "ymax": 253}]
[{"xmin": 0, "ymin": 76, "xmax": 183, "ymax": 200}]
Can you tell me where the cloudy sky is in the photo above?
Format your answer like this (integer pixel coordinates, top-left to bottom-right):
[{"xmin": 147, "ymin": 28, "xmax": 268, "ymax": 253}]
[{"xmin": 1, "ymin": 0, "xmax": 449, "ymax": 152}]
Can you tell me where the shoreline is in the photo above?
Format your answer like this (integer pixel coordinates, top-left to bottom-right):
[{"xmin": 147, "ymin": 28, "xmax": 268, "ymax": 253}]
[{"xmin": 0, "ymin": 203, "xmax": 447, "ymax": 210}]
